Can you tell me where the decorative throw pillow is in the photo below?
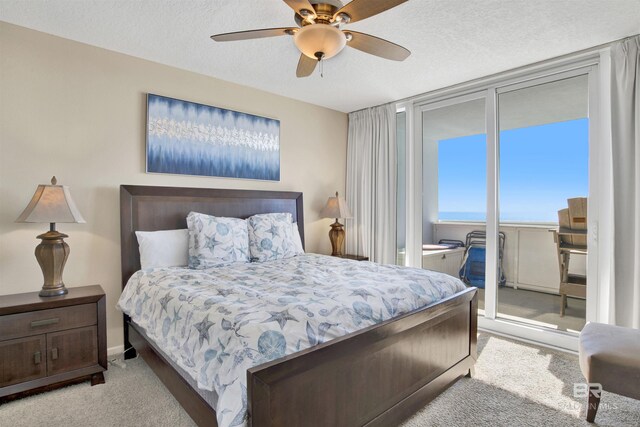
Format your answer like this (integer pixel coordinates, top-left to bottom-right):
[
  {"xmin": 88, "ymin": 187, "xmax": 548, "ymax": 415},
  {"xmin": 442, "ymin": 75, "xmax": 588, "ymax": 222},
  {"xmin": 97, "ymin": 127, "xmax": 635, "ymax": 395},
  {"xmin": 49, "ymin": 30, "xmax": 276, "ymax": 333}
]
[
  {"xmin": 135, "ymin": 229, "xmax": 189, "ymax": 269},
  {"xmin": 248, "ymin": 213, "xmax": 298, "ymax": 262},
  {"xmin": 186, "ymin": 212, "xmax": 249, "ymax": 269}
]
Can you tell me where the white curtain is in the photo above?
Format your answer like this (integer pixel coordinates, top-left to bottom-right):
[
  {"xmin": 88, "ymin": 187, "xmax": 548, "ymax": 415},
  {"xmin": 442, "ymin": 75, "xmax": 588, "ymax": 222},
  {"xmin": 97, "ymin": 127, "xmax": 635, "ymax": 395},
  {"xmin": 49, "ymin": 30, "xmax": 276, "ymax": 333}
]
[
  {"xmin": 345, "ymin": 104, "xmax": 396, "ymax": 264},
  {"xmin": 609, "ymin": 35, "xmax": 640, "ymax": 328}
]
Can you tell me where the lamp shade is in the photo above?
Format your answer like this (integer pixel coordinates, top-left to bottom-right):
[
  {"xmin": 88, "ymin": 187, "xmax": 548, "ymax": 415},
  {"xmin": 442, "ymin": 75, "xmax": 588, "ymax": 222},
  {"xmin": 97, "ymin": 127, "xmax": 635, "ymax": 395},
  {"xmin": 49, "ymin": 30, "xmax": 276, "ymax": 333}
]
[
  {"xmin": 294, "ymin": 25, "xmax": 347, "ymax": 60},
  {"xmin": 16, "ymin": 177, "xmax": 85, "ymax": 224},
  {"xmin": 320, "ymin": 191, "xmax": 353, "ymax": 219}
]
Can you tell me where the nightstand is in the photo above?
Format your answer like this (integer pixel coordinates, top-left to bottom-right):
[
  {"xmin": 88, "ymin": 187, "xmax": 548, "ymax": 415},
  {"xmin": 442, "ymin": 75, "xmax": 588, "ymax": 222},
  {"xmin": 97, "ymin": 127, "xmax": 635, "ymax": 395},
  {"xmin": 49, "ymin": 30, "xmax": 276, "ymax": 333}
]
[
  {"xmin": 339, "ymin": 254, "xmax": 369, "ymax": 261},
  {"xmin": 0, "ymin": 285, "xmax": 107, "ymax": 401}
]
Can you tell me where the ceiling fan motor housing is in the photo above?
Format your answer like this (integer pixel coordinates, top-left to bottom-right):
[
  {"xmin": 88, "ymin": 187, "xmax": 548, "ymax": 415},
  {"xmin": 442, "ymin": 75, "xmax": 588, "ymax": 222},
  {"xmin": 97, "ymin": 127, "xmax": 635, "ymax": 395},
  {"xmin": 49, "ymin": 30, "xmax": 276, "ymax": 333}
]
[{"xmin": 295, "ymin": 1, "xmax": 343, "ymax": 26}]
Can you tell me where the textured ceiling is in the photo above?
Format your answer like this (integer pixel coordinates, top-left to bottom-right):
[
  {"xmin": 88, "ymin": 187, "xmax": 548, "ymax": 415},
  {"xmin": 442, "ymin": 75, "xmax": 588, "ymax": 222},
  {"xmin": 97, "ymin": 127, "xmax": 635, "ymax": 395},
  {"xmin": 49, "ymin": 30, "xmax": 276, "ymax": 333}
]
[{"xmin": 1, "ymin": 0, "xmax": 639, "ymax": 112}]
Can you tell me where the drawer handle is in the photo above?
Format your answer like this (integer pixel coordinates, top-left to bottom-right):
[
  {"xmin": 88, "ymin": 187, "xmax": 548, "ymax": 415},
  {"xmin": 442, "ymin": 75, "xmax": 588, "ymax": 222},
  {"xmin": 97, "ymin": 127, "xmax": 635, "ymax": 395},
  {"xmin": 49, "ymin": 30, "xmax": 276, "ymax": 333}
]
[
  {"xmin": 51, "ymin": 347, "xmax": 59, "ymax": 360},
  {"xmin": 30, "ymin": 318, "xmax": 59, "ymax": 328},
  {"xmin": 34, "ymin": 351, "xmax": 41, "ymax": 365}
]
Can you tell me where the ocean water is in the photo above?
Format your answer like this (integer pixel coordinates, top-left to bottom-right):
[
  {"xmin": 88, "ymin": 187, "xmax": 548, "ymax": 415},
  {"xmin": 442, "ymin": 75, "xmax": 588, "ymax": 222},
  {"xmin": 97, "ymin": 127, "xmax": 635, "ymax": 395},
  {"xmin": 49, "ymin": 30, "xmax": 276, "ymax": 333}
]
[
  {"xmin": 439, "ymin": 211, "xmax": 557, "ymax": 223},
  {"xmin": 439, "ymin": 212, "xmax": 486, "ymax": 221}
]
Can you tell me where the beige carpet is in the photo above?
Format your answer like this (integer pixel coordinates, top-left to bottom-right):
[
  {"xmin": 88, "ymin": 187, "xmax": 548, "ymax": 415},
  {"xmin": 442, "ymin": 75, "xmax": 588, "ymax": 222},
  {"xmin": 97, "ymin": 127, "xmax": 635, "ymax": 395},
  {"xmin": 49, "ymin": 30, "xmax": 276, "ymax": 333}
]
[{"xmin": 2, "ymin": 333, "xmax": 638, "ymax": 426}]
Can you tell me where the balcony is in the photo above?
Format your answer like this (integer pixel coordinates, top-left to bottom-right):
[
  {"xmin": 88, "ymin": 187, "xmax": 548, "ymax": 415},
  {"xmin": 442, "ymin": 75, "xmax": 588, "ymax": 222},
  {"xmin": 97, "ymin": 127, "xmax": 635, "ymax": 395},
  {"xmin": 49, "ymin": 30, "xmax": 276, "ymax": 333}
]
[{"xmin": 421, "ymin": 221, "xmax": 586, "ymax": 333}]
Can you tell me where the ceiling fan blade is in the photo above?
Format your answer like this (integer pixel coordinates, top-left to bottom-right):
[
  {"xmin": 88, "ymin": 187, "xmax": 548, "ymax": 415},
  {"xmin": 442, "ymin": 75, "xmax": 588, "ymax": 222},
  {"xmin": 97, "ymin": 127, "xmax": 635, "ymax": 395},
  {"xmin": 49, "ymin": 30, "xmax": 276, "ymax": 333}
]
[
  {"xmin": 346, "ymin": 31, "xmax": 410, "ymax": 61},
  {"xmin": 335, "ymin": 0, "xmax": 407, "ymax": 24},
  {"xmin": 283, "ymin": 0, "xmax": 317, "ymax": 18},
  {"xmin": 211, "ymin": 27, "xmax": 296, "ymax": 42},
  {"xmin": 296, "ymin": 54, "xmax": 318, "ymax": 77}
]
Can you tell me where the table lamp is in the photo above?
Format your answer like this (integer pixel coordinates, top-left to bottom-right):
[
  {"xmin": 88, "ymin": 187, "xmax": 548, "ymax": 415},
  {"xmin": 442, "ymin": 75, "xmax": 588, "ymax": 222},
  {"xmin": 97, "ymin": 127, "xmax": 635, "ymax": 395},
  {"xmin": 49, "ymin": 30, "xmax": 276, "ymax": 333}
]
[
  {"xmin": 320, "ymin": 191, "xmax": 353, "ymax": 257},
  {"xmin": 16, "ymin": 176, "xmax": 86, "ymax": 297}
]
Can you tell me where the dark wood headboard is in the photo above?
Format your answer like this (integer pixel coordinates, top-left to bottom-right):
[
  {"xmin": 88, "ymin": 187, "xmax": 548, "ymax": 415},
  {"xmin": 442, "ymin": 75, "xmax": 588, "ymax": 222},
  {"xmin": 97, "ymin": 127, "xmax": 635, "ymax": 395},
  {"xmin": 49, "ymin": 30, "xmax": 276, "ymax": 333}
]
[{"xmin": 120, "ymin": 185, "xmax": 304, "ymax": 289}]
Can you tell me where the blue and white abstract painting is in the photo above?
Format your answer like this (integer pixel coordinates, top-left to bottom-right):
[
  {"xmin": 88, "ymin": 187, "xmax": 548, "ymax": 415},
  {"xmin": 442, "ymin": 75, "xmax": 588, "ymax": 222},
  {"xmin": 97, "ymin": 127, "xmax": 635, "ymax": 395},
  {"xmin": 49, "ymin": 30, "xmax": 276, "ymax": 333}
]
[{"xmin": 146, "ymin": 94, "xmax": 280, "ymax": 180}]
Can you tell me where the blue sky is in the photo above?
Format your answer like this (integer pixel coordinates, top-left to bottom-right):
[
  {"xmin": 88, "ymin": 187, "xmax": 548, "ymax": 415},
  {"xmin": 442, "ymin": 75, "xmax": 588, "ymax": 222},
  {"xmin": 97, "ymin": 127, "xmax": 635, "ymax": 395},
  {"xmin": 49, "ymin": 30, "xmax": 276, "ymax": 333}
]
[{"xmin": 438, "ymin": 118, "xmax": 589, "ymax": 222}]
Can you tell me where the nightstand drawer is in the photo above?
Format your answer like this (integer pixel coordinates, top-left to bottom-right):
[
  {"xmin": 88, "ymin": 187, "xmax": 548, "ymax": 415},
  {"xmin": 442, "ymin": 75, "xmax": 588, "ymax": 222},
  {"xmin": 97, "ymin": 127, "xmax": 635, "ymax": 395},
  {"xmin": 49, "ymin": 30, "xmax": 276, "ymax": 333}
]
[
  {"xmin": 0, "ymin": 335, "xmax": 47, "ymax": 387},
  {"xmin": 0, "ymin": 303, "xmax": 96, "ymax": 341},
  {"xmin": 47, "ymin": 326, "xmax": 98, "ymax": 376}
]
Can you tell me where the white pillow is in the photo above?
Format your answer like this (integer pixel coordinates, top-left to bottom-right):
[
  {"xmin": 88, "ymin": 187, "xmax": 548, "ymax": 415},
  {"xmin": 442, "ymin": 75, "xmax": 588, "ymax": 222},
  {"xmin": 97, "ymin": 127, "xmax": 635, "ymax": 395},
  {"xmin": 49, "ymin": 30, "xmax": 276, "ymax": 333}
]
[
  {"xmin": 135, "ymin": 229, "xmax": 189, "ymax": 269},
  {"xmin": 292, "ymin": 222, "xmax": 304, "ymax": 254}
]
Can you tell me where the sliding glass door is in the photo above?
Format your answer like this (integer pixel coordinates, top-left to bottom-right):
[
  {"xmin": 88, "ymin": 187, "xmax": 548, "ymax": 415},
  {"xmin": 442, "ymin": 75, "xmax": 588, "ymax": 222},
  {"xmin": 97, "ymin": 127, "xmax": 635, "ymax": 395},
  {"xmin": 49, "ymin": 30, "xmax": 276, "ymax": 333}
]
[
  {"xmin": 496, "ymin": 74, "xmax": 589, "ymax": 334},
  {"xmin": 417, "ymin": 95, "xmax": 487, "ymax": 312},
  {"xmin": 404, "ymin": 63, "xmax": 598, "ymax": 350},
  {"xmin": 430, "ymin": 99, "xmax": 488, "ymax": 296}
]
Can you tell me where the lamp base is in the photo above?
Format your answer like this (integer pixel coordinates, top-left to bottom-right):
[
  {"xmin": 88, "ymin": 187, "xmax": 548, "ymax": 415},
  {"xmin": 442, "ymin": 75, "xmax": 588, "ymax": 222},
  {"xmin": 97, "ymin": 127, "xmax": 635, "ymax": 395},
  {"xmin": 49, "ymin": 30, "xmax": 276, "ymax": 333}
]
[
  {"xmin": 328, "ymin": 219, "xmax": 345, "ymax": 257},
  {"xmin": 35, "ymin": 230, "xmax": 70, "ymax": 297},
  {"xmin": 39, "ymin": 287, "xmax": 69, "ymax": 297}
]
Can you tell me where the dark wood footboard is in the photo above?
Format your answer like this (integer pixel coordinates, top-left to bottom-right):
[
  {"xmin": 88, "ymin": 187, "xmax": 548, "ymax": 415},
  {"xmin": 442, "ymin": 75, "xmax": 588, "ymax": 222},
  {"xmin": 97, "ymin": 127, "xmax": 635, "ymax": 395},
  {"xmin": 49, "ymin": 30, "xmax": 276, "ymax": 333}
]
[{"xmin": 248, "ymin": 287, "xmax": 478, "ymax": 427}]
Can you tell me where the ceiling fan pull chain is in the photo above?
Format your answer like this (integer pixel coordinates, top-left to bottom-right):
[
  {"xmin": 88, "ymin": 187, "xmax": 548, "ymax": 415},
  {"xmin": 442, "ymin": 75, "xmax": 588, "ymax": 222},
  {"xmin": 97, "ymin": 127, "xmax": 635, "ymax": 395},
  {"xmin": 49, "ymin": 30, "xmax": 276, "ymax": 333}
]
[{"xmin": 314, "ymin": 51, "xmax": 326, "ymax": 78}]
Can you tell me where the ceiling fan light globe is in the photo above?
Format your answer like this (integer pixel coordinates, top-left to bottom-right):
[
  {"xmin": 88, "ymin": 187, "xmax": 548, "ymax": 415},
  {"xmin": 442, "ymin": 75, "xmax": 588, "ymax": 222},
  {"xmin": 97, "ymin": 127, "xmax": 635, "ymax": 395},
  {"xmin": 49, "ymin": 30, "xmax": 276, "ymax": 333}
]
[{"xmin": 293, "ymin": 24, "xmax": 346, "ymax": 60}]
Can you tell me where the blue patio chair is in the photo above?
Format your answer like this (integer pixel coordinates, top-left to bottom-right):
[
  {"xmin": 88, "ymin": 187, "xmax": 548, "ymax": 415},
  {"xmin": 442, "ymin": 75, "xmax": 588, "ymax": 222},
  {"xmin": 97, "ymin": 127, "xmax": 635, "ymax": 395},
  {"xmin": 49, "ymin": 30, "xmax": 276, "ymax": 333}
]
[{"xmin": 459, "ymin": 231, "xmax": 506, "ymax": 288}]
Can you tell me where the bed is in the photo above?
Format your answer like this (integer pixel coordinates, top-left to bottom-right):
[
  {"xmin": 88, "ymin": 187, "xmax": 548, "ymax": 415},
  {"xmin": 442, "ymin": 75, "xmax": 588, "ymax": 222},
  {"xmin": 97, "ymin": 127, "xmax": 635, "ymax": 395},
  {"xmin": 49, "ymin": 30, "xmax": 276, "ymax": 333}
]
[{"xmin": 120, "ymin": 185, "xmax": 477, "ymax": 427}]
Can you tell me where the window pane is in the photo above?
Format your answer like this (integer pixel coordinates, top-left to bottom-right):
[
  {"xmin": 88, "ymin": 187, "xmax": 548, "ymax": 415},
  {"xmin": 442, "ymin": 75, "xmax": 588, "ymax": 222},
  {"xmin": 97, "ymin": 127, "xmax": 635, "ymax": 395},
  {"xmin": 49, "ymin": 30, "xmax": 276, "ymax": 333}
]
[
  {"xmin": 499, "ymin": 119, "xmax": 588, "ymax": 222},
  {"xmin": 438, "ymin": 134, "xmax": 487, "ymax": 221}
]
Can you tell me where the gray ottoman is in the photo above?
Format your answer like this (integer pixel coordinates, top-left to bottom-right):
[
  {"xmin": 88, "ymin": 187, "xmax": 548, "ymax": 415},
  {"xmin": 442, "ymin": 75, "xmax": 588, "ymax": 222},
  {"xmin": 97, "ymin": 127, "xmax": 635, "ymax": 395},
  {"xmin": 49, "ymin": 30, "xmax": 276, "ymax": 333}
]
[{"xmin": 579, "ymin": 322, "xmax": 640, "ymax": 422}]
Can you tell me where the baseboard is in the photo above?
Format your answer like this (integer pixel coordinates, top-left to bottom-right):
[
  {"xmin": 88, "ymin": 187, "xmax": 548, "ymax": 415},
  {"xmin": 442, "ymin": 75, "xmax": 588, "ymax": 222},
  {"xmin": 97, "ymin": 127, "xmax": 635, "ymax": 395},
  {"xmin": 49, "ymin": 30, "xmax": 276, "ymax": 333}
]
[{"xmin": 108, "ymin": 344, "xmax": 125, "ymax": 357}]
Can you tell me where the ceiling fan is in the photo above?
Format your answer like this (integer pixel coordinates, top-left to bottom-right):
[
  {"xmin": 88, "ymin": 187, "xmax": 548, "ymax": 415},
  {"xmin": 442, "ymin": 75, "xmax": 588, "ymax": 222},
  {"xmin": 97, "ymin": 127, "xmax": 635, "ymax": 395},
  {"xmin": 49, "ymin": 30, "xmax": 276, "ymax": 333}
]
[{"xmin": 210, "ymin": 0, "xmax": 411, "ymax": 78}]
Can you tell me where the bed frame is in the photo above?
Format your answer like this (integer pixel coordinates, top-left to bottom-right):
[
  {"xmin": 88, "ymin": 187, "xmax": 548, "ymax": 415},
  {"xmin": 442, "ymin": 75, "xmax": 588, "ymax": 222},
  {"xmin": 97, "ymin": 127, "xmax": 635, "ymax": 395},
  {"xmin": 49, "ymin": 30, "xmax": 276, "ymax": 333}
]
[{"xmin": 120, "ymin": 185, "xmax": 477, "ymax": 427}]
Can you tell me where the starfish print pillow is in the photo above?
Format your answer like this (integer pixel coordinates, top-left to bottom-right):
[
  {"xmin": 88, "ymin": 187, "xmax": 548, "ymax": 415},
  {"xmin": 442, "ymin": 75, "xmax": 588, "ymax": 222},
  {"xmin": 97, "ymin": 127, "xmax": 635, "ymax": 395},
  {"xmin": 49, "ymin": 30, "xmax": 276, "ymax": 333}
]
[
  {"xmin": 247, "ymin": 213, "xmax": 298, "ymax": 262},
  {"xmin": 187, "ymin": 212, "xmax": 249, "ymax": 269}
]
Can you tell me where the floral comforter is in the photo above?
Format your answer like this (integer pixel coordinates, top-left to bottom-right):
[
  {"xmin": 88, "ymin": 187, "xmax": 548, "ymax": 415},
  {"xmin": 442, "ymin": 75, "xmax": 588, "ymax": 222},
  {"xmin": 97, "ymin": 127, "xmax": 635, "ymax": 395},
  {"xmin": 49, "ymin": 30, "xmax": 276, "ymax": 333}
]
[{"xmin": 117, "ymin": 254, "xmax": 466, "ymax": 427}]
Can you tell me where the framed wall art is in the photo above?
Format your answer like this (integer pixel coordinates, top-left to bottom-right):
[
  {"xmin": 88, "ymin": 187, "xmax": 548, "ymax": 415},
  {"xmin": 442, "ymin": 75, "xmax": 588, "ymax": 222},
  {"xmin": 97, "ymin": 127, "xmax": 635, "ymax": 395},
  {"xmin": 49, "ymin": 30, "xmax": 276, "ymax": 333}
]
[{"xmin": 146, "ymin": 94, "xmax": 280, "ymax": 181}]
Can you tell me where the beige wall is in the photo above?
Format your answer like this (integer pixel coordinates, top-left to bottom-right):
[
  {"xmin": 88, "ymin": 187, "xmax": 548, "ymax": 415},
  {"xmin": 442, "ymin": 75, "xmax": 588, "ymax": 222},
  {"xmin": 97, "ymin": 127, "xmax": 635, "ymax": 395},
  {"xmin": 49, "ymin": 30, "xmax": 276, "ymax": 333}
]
[{"xmin": 0, "ymin": 23, "xmax": 348, "ymax": 353}]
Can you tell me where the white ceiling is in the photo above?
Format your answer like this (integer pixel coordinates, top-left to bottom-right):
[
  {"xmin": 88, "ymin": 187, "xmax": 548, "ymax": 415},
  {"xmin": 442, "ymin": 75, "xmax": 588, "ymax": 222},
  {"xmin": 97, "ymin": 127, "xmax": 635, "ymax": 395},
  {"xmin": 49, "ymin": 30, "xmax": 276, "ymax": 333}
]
[{"xmin": 1, "ymin": 1, "xmax": 639, "ymax": 113}]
